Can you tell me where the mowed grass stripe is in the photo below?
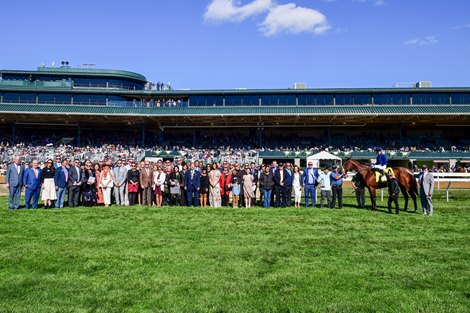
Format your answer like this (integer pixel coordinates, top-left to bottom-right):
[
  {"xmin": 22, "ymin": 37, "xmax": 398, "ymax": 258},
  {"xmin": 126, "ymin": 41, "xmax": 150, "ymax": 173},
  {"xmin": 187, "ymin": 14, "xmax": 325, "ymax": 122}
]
[{"xmin": 0, "ymin": 190, "xmax": 469, "ymax": 312}]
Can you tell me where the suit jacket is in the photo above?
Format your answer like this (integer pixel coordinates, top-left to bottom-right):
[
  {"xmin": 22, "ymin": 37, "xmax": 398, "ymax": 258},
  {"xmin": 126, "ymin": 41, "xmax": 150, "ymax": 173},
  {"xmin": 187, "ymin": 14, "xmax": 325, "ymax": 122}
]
[
  {"xmin": 184, "ymin": 169, "xmax": 201, "ymax": 190},
  {"xmin": 54, "ymin": 166, "xmax": 69, "ymax": 189},
  {"xmin": 140, "ymin": 168, "xmax": 154, "ymax": 188},
  {"xmin": 419, "ymin": 172, "xmax": 434, "ymax": 195},
  {"xmin": 284, "ymin": 169, "xmax": 293, "ymax": 187},
  {"xmin": 113, "ymin": 166, "xmax": 128, "ymax": 186},
  {"xmin": 6, "ymin": 163, "xmax": 25, "ymax": 187},
  {"xmin": 68, "ymin": 166, "xmax": 83, "ymax": 187},
  {"xmin": 302, "ymin": 168, "xmax": 319, "ymax": 187},
  {"xmin": 23, "ymin": 167, "xmax": 42, "ymax": 190},
  {"xmin": 274, "ymin": 168, "xmax": 289, "ymax": 187}
]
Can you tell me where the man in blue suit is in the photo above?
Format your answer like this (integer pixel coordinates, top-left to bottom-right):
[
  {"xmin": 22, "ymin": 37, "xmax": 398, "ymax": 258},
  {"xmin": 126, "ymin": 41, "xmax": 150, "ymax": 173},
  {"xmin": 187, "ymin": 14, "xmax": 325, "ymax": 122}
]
[
  {"xmin": 23, "ymin": 159, "xmax": 42, "ymax": 209},
  {"xmin": 5, "ymin": 156, "xmax": 25, "ymax": 210},
  {"xmin": 184, "ymin": 162, "xmax": 201, "ymax": 207},
  {"xmin": 302, "ymin": 161, "xmax": 319, "ymax": 207},
  {"xmin": 54, "ymin": 158, "xmax": 70, "ymax": 208}
]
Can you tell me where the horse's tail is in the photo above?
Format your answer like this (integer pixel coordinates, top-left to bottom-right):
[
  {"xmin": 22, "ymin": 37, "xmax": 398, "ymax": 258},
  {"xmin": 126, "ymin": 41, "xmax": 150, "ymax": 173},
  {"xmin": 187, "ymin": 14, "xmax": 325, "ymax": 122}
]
[{"xmin": 407, "ymin": 170, "xmax": 419, "ymax": 196}]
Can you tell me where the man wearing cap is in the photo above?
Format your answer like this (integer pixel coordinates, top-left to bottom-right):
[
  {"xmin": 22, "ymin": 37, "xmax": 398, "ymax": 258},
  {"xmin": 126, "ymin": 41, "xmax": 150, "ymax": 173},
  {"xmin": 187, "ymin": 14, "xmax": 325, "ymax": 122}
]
[
  {"xmin": 330, "ymin": 164, "xmax": 344, "ymax": 209},
  {"xmin": 372, "ymin": 147, "xmax": 388, "ymax": 183},
  {"xmin": 419, "ymin": 165, "xmax": 434, "ymax": 216},
  {"xmin": 302, "ymin": 161, "xmax": 319, "ymax": 207}
]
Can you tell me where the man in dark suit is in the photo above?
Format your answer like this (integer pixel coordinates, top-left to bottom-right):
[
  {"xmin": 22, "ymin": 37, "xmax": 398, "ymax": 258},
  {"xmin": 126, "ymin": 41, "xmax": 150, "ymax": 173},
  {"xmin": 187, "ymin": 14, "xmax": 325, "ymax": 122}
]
[
  {"xmin": 5, "ymin": 156, "xmax": 25, "ymax": 210},
  {"xmin": 68, "ymin": 158, "xmax": 83, "ymax": 207},
  {"xmin": 54, "ymin": 158, "xmax": 70, "ymax": 208},
  {"xmin": 284, "ymin": 163, "xmax": 294, "ymax": 207},
  {"xmin": 302, "ymin": 161, "xmax": 319, "ymax": 207},
  {"xmin": 184, "ymin": 162, "xmax": 201, "ymax": 206},
  {"xmin": 274, "ymin": 163, "xmax": 289, "ymax": 207},
  {"xmin": 23, "ymin": 159, "xmax": 42, "ymax": 209}
]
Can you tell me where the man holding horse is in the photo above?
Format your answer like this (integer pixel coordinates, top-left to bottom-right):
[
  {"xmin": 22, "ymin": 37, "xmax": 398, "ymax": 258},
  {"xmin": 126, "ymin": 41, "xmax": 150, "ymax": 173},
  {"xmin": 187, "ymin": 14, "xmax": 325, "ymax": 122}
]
[{"xmin": 372, "ymin": 147, "xmax": 388, "ymax": 183}]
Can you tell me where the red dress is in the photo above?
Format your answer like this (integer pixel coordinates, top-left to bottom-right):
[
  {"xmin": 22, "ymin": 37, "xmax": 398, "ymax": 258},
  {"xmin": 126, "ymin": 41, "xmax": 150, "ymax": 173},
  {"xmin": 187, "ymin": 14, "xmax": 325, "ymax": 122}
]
[{"xmin": 95, "ymin": 170, "xmax": 104, "ymax": 204}]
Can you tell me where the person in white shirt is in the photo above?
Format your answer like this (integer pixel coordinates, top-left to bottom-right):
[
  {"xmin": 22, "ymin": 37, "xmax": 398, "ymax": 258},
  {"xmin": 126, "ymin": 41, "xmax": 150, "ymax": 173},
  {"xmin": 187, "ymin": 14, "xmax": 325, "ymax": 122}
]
[
  {"xmin": 154, "ymin": 165, "xmax": 166, "ymax": 207},
  {"xmin": 318, "ymin": 166, "xmax": 332, "ymax": 209},
  {"xmin": 292, "ymin": 165, "xmax": 302, "ymax": 207}
]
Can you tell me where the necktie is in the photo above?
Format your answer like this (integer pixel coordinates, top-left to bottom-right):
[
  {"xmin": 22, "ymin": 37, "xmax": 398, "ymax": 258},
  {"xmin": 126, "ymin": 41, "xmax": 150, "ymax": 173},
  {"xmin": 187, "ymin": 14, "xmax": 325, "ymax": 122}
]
[
  {"xmin": 191, "ymin": 170, "xmax": 194, "ymax": 179},
  {"xmin": 16, "ymin": 164, "xmax": 20, "ymax": 174},
  {"xmin": 34, "ymin": 169, "xmax": 38, "ymax": 179},
  {"xmin": 63, "ymin": 166, "xmax": 68, "ymax": 182}
]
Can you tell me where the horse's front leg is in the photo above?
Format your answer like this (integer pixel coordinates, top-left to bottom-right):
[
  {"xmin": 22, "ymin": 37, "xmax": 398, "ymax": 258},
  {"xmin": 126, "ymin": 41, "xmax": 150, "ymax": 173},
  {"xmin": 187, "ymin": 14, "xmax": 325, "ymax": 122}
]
[{"xmin": 369, "ymin": 188, "xmax": 377, "ymax": 210}]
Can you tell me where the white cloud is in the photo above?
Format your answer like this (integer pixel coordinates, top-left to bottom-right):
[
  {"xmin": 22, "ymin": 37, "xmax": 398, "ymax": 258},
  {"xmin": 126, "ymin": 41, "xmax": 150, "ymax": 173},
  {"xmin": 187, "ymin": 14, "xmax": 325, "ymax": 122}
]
[
  {"xmin": 404, "ymin": 36, "xmax": 437, "ymax": 46},
  {"xmin": 259, "ymin": 3, "xmax": 331, "ymax": 36},
  {"xmin": 374, "ymin": 0, "xmax": 385, "ymax": 6},
  {"xmin": 451, "ymin": 23, "xmax": 470, "ymax": 30},
  {"xmin": 204, "ymin": 0, "xmax": 272, "ymax": 22}
]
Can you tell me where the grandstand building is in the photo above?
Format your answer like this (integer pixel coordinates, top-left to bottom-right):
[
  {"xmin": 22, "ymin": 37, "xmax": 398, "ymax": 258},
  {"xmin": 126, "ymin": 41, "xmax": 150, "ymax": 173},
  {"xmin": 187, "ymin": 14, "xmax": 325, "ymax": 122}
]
[{"xmin": 1, "ymin": 65, "xmax": 469, "ymax": 161}]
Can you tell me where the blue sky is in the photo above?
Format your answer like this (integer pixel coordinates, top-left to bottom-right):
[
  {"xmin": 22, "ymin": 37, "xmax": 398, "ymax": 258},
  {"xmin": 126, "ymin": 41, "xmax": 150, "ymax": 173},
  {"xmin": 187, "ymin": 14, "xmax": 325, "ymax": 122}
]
[{"xmin": 1, "ymin": 0, "xmax": 469, "ymax": 89}]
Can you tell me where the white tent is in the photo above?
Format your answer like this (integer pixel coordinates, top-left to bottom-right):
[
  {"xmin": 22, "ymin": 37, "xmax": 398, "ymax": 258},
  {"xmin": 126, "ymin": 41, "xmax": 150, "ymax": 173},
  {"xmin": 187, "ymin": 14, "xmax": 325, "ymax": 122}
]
[{"xmin": 306, "ymin": 151, "xmax": 342, "ymax": 168}]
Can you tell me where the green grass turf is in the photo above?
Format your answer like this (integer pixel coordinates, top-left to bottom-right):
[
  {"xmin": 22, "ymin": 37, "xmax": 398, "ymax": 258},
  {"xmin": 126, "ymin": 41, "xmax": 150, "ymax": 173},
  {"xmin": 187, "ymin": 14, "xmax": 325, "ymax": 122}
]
[{"xmin": 0, "ymin": 189, "xmax": 469, "ymax": 312}]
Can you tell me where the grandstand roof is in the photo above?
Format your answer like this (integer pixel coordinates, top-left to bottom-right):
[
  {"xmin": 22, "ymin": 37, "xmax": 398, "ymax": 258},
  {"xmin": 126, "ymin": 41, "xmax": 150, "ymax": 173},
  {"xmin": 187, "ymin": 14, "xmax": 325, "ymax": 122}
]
[{"xmin": 0, "ymin": 67, "xmax": 147, "ymax": 83}]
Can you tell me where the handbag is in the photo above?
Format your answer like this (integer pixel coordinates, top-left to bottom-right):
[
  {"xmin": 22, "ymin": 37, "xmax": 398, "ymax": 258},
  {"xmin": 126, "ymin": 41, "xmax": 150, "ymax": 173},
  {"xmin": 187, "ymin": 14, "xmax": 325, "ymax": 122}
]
[
  {"xmin": 128, "ymin": 183, "xmax": 138, "ymax": 193},
  {"xmin": 170, "ymin": 186, "xmax": 180, "ymax": 194}
]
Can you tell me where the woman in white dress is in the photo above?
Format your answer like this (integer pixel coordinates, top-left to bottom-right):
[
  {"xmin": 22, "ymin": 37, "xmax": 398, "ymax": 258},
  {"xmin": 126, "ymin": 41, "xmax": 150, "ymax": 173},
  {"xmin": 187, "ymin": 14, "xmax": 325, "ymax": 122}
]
[
  {"xmin": 100, "ymin": 164, "xmax": 114, "ymax": 207},
  {"xmin": 153, "ymin": 165, "xmax": 166, "ymax": 207},
  {"xmin": 292, "ymin": 165, "xmax": 302, "ymax": 207},
  {"xmin": 243, "ymin": 168, "xmax": 255, "ymax": 208},
  {"xmin": 41, "ymin": 159, "xmax": 57, "ymax": 209}
]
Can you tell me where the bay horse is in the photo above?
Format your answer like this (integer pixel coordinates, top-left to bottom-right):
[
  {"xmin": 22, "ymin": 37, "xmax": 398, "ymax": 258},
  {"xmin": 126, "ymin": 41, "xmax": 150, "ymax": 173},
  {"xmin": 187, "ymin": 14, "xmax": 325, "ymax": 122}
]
[{"xmin": 343, "ymin": 159, "xmax": 418, "ymax": 212}]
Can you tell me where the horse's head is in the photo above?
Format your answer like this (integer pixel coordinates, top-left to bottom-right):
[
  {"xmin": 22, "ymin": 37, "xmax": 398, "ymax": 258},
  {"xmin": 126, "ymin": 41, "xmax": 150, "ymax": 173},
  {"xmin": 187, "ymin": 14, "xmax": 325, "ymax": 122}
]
[{"xmin": 343, "ymin": 158, "xmax": 354, "ymax": 173}]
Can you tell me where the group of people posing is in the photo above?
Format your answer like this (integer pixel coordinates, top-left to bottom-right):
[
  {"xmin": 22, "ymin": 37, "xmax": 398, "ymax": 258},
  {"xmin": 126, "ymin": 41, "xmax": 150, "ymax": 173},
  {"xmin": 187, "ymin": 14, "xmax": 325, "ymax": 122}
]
[
  {"xmin": 4, "ymin": 153, "xmax": 434, "ymax": 216},
  {"xmin": 5, "ymin": 156, "xmax": 349, "ymax": 210}
]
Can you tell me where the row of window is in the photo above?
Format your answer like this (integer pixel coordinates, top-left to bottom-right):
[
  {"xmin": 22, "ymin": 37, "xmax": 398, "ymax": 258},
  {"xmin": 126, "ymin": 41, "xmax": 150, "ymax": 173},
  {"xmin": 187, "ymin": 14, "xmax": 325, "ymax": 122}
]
[
  {"xmin": 189, "ymin": 93, "xmax": 470, "ymax": 106},
  {"xmin": 1, "ymin": 92, "xmax": 469, "ymax": 106},
  {"xmin": 1, "ymin": 74, "xmax": 144, "ymax": 90}
]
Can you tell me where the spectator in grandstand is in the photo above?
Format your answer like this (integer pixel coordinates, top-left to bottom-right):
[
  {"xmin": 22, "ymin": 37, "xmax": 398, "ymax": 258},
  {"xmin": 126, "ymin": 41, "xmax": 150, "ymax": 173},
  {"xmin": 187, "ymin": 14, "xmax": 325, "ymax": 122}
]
[
  {"xmin": 185, "ymin": 162, "xmax": 201, "ymax": 207},
  {"xmin": 113, "ymin": 159, "xmax": 128, "ymax": 206},
  {"xmin": 318, "ymin": 166, "xmax": 332, "ymax": 209},
  {"xmin": 330, "ymin": 165, "xmax": 344, "ymax": 209},
  {"xmin": 284, "ymin": 163, "xmax": 294, "ymax": 207},
  {"xmin": 351, "ymin": 172, "xmax": 365, "ymax": 209},
  {"xmin": 140, "ymin": 161, "xmax": 153, "ymax": 206},
  {"xmin": 243, "ymin": 168, "xmax": 255, "ymax": 208},
  {"xmin": 231, "ymin": 170, "xmax": 240, "ymax": 208},
  {"xmin": 419, "ymin": 165, "xmax": 434, "ymax": 216},
  {"xmin": 259, "ymin": 165, "xmax": 275, "ymax": 208},
  {"xmin": 154, "ymin": 165, "xmax": 166, "ymax": 207},
  {"xmin": 82, "ymin": 161, "xmax": 97, "ymax": 207},
  {"xmin": 199, "ymin": 168, "xmax": 209, "ymax": 207},
  {"xmin": 168, "ymin": 166, "xmax": 182, "ymax": 206},
  {"xmin": 387, "ymin": 169, "xmax": 400, "ymax": 214},
  {"xmin": 274, "ymin": 163, "xmax": 288, "ymax": 207},
  {"xmin": 23, "ymin": 159, "xmax": 42, "ymax": 209},
  {"xmin": 68, "ymin": 159, "xmax": 83, "ymax": 207},
  {"xmin": 209, "ymin": 163, "xmax": 222, "ymax": 207},
  {"xmin": 372, "ymin": 147, "xmax": 388, "ymax": 183},
  {"xmin": 127, "ymin": 163, "xmax": 140, "ymax": 206},
  {"xmin": 292, "ymin": 165, "xmax": 302, "ymax": 208},
  {"xmin": 100, "ymin": 164, "xmax": 114, "ymax": 207},
  {"xmin": 220, "ymin": 167, "xmax": 232, "ymax": 207},
  {"xmin": 41, "ymin": 159, "xmax": 56, "ymax": 209},
  {"xmin": 5, "ymin": 156, "xmax": 25, "ymax": 210},
  {"xmin": 94, "ymin": 163, "xmax": 104, "ymax": 205}
]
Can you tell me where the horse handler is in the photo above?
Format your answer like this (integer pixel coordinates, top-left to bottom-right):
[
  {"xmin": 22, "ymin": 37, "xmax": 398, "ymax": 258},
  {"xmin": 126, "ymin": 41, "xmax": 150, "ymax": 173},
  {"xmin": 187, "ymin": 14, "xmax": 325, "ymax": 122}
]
[{"xmin": 387, "ymin": 169, "xmax": 400, "ymax": 214}]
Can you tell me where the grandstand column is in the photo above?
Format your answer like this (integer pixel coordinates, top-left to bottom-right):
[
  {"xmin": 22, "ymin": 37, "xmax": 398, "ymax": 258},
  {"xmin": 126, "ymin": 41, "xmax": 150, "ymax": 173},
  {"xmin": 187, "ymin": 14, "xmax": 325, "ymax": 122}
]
[
  {"xmin": 141, "ymin": 125, "xmax": 146, "ymax": 146},
  {"xmin": 159, "ymin": 128, "xmax": 164, "ymax": 145},
  {"xmin": 12, "ymin": 123, "xmax": 16, "ymax": 145},
  {"xmin": 77, "ymin": 124, "xmax": 81, "ymax": 146},
  {"xmin": 259, "ymin": 127, "xmax": 263, "ymax": 146},
  {"xmin": 192, "ymin": 129, "xmax": 196, "ymax": 146}
]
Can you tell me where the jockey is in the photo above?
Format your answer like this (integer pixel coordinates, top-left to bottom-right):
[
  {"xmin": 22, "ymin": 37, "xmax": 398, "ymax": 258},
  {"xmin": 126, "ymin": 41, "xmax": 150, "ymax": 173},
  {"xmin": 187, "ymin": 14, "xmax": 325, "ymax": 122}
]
[{"xmin": 372, "ymin": 146, "xmax": 388, "ymax": 182}]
